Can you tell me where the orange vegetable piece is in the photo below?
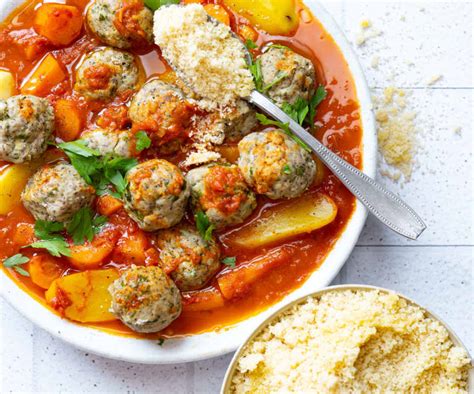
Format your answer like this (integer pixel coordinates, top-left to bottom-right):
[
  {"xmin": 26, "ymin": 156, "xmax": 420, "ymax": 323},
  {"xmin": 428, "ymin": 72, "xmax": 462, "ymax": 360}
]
[
  {"xmin": 54, "ymin": 99, "xmax": 83, "ymax": 142},
  {"xmin": 144, "ymin": 247, "xmax": 160, "ymax": 267},
  {"xmin": 182, "ymin": 287, "xmax": 225, "ymax": 312},
  {"xmin": 217, "ymin": 247, "xmax": 290, "ymax": 300},
  {"xmin": 67, "ymin": 229, "xmax": 119, "ymax": 270},
  {"xmin": 204, "ymin": 4, "xmax": 231, "ymax": 26},
  {"xmin": 112, "ymin": 231, "xmax": 148, "ymax": 265},
  {"xmin": 218, "ymin": 145, "xmax": 240, "ymax": 164},
  {"xmin": 12, "ymin": 223, "xmax": 35, "ymax": 246},
  {"xmin": 34, "ymin": 4, "xmax": 82, "ymax": 47},
  {"xmin": 237, "ymin": 24, "xmax": 258, "ymax": 43},
  {"xmin": 29, "ymin": 254, "xmax": 65, "ymax": 290},
  {"xmin": 96, "ymin": 195, "xmax": 123, "ymax": 216},
  {"xmin": 21, "ymin": 53, "xmax": 67, "ymax": 96}
]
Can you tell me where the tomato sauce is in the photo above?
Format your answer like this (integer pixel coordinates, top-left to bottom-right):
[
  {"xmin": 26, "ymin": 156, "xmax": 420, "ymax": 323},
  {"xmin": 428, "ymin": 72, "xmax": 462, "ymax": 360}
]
[{"xmin": 0, "ymin": 0, "xmax": 362, "ymax": 337}]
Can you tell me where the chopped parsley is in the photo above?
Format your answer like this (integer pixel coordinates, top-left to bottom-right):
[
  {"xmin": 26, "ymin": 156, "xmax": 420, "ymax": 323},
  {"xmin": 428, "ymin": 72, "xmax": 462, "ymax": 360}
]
[
  {"xmin": 135, "ymin": 131, "xmax": 151, "ymax": 152},
  {"xmin": 256, "ymin": 113, "xmax": 310, "ymax": 152},
  {"xmin": 268, "ymin": 43, "xmax": 290, "ymax": 51},
  {"xmin": 222, "ymin": 256, "xmax": 236, "ymax": 268},
  {"xmin": 157, "ymin": 338, "xmax": 165, "ymax": 346},
  {"xmin": 66, "ymin": 207, "xmax": 107, "ymax": 245},
  {"xmin": 34, "ymin": 220, "xmax": 64, "ymax": 240},
  {"xmin": 281, "ymin": 85, "xmax": 327, "ymax": 128},
  {"xmin": 3, "ymin": 254, "xmax": 30, "ymax": 277},
  {"xmin": 249, "ymin": 58, "xmax": 263, "ymax": 92},
  {"xmin": 245, "ymin": 39, "xmax": 258, "ymax": 50},
  {"xmin": 282, "ymin": 164, "xmax": 292, "ymax": 175},
  {"xmin": 195, "ymin": 211, "xmax": 215, "ymax": 243},
  {"xmin": 263, "ymin": 71, "xmax": 288, "ymax": 93},
  {"xmin": 144, "ymin": 0, "xmax": 179, "ymax": 11},
  {"xmin": 28, "ymin": 239, "xmax": 71, "ymax": 257},
  {"xmin": 57, "ymin": 140, "xmax": 138, "ymax": 198}
]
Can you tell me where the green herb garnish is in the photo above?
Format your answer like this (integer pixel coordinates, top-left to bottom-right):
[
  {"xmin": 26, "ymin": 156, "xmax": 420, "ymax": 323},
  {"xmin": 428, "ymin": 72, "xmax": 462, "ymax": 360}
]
[
  {"xmin": 249, "ymin": 58, "xmax": 263, "ymax": 92},
  {"xmin": 195, "ymin": 211, "xmax": 215, "ymax": 243},
  {"xmin": 307, "ymin": 85, "xmax": 327, "ymax": 126},
  {"xmin": 256, "ymin": 113, "xmax": 310, "ymax": 152},
  {"xmin": 282, "ymin": 164, "xmax": 292, "ymax": 175},
  {"xmin": 3, "ymin": 254, "xmax": 30, "ymax": 276},
  {"xmin": 135, "ymin": 131, "xmax": 151, "ymax": 152},
  {"xmin": 222, "ymin": 256, "xmax": 236, "ymax": 268},
  {"xmin": 157, "ymin": 338, "xmax": 165, "ymax": 346},
  {"xmin": 58, "ymin": 141, "xmax": 137, "ymax": 198},
  {"xmin": 66, "ymin": 207, "xmax": 107, "ymax": 245},
  {"xmin": 144, "ymin": 0, "xmax": 179, "ymax": 11},
  {"xmin": 34, "ymin": 220, "xmax": 64, "ymax": 240},
  {"xmin": 263, "ymin": 71, "xmax": 288, "ymax": 93},
  {"xmin": 245, "ymin": 39, "xmax": 258, "ymax": 50},
  {"xmin": 28, "ymin": 239, "xmax": 71, "ymax": 257}
]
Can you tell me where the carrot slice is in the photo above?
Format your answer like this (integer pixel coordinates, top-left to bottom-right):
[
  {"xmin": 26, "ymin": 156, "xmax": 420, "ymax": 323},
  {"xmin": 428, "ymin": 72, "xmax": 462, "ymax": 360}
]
[
  {"xmin": 217, "ymin": 247, "xmax": 290, "ymax": 300},
  {"xmin": 54, "ymin": 99, "xmax": 83, "ymax": 142},
  {"xmin": 182, "ymin": 287, "xmax": 225, "ymax": 312},
  {"xmin": 21, "ymin": 53, "xmax": 67, "ymax": 96},
  {"xmin": 34, "ymin": 4, "xmax": 82, "ymax": 47},
  {"xmin": 29, "ymin": 254, "xmax": 65, "ymax": 290}
]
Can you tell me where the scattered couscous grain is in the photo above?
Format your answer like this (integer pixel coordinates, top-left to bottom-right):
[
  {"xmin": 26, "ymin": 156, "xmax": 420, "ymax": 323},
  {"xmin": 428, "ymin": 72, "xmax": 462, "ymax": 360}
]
[{"xmin": 230, "ymin": 290, "xmax": 470, "ymax": 393}]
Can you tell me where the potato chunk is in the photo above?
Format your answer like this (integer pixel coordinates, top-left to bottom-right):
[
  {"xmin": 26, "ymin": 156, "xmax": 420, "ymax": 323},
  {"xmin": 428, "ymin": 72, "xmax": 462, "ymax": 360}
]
[
  {"xmin": 228, "ymin": 193, "xmax": 337, "ymax": 248},
  {"xmin": 0, "ymin": 163, "xmax": 38, "ymax": 214},
  {"xmin": 45, "ymin": 269, "xmax": 119, "ymax": 323},
  {"xmin": 0, "ymin": 70, "xmax": 16, "ymax": 99},
  {"xmin": 223, "ymin": 0, "xmax": 299, "ymax": 35}
]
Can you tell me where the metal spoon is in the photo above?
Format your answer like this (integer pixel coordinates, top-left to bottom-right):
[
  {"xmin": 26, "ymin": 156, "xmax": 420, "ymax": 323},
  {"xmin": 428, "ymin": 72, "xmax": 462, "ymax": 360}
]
[{"xmin": 159, "ymin": 6, "xmax": 427, "ymax": 240}]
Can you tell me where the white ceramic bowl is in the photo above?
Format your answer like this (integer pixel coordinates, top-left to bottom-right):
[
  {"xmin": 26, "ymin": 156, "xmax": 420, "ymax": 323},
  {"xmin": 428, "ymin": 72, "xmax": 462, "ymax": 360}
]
[
  {"xmin": 221, "ymin": 285, "xmax": 473, "ymax": 393},
  {"xmin": 0, "ymin": 0, "xmax": 377, "ymax": 364}
]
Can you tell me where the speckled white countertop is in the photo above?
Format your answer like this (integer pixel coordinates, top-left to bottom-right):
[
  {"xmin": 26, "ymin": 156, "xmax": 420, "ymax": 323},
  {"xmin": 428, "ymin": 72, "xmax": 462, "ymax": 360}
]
[{"xmin": 1, "ymin": 0, "xmax": 472, "ymax": 392}]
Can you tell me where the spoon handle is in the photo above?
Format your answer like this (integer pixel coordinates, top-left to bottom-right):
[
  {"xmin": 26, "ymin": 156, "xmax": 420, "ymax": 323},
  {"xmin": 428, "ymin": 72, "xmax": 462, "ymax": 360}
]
[{"xmin": 249, "ymin": 90, "xmax": 426, "ymax": 240}]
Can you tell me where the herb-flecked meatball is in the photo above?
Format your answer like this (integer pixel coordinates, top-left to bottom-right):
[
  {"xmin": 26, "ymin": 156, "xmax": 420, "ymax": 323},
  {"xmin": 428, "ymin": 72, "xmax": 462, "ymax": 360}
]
[
  {"xmin": 82, "ymin": 128, "xmax": 135, "ymax": 157},
  {"xmin": 86, "ymin": 0, "xmax": 153, "ymax": 49},
  {"xmin": 0, "ymin": 95, "xmax": 54, "ymax": 163},
  {"xmin": 155, "ymin": 225, "xmax": 221, "ymax": 291},
  {"xmin": 124, "ymin": 159, "xmax": 190, "ymax": 231},
  {"xmin": 210, "ymin": 100, "xmax": 258, "ymax": 142},
  {"xmin": 259, "ymin": 46, "xmax": 316, "ymax": 106},
  {"xmin": 186, "ymin": 164, "xmax": 257, "ymax": 229},
  {"xmin": 21, "ymin": 162, "xmax": 95, "ymax": 222},
  {"xmin": 238, "ymin": 130, "xmax": 316, "ymax": 200},
  {"xmin": 129, "ymin": 79, "xmax": 195, "ymax": 148},
  {"xmin": 109, "ymin": 265, "xmax": 182, "ymax": 333},
  {"xmin": 74, "ymin": 47, "xmax": 140, "ymax": 101}
]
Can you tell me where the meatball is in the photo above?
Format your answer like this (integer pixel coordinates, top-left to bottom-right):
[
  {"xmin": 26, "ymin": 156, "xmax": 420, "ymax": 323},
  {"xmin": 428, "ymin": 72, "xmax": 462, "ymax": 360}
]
[
  {"xmin": 155, "ymin": 225, "xmax": 221, "ymax": 291},
  {"xmin": 82, "ymin": 128, "xmax": 134, "ymax": 157},
  {"xmin": 238, "ymin": 130, "xmax": 316, "ymax": 200},
  {"xmin": 129, "ymin": 79, "xmax": 195, "ymax": 147},
  {"xmin": 21, "ymin": 162, "xmax": 95, "ymax": 222},
  {"xmin": 186, "ymin": 164, "xmax": 256, "ymax": 229},
  {"xmin": 86, "ymin": 0, "xmax": 153, "ymax": 49},
  {"xmin": 74, "ymin": 47, "xmax": 140, "ymax": 101},
  {"xmin": 109, "ymin": 265, "xmax": 182, "ymax": 333},
  {"xmin": 259, "ymin": 46, "xmax": 316, "ymax": 106},
  {"xmin": 124, "ymin": 159, "xmax": 190, "ymax": 231},
  {"xmin": 210, "ymin": 100, "xmax": 258, "ymax": 142},
  {"xmin": 0, "ymin": 95, "xmax": 54, "ymax": 163}
]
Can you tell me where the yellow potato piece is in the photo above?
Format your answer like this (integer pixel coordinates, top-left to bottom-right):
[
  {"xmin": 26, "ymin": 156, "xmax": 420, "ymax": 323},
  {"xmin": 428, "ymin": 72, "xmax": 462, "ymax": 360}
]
[
  {"xmin": 0, "ymin": 163, "xmax": 38, "ymax": 214},
  {"xmin": 45, "ymin": 269, "xmax": 119, "ymax": 323},
  {"xmin": 0, "ymin": 70, "xmax": 16, "ymax": 99},
  {"xmin": 224, "ymin": 0, "xmax": 299, "ymax": 35},
  {"xmin": 229, "ymin": 193, "xmax": 337, "ymax": 248}
]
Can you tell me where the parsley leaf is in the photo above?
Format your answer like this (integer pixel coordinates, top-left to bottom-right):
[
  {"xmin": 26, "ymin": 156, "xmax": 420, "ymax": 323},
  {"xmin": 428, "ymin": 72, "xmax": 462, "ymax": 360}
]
[
  {"xmin": 222, "ymin": 256, "xmax": 236, "ymax": 268},
  {"xmin": 57, "ymin": 141, "xmax": 137, "ymax": 197},
  {"xmin": 3, "ymin": 253, "xmax": 30, "ymax": 276},
  {"xmin": 28, "ymin": 239, "xmax": 71, "ymax": 257},
  {"xmin": 157, "ymin": 338, "xmax": 165, "ymax": 346},
  {"xmin": 282, "ymin": 164, "xmax": 292, "ymax": 175},
  {"xmin": 135, "ymin": 131, "xmax": 151, "ymax": 152},
  {"xmin": 66, "ymin": 207, "xmax": 107, "ymax": 245},
  {"xmin": 256, "ymin": 113, "xmax": 310, "ymax": 152},
  {"xmin": 268, "ymin": 43, "xmax": 290, "ymax": 51},
  {"xmin": 144, "ymin": 0, "xmax": 179, "ymax": 11},
  {"xmin": 249, "ymin": 58, "xmax": 263, "ymax": 92},
  {"xmin": 308, "ymin": 85, "xmax": 327, "ymax": 126},
  {"xmin": 195, "ymin": 211, "xmax": 215, "ymax": 243},
  {"xmin": 245, "ymin": 39, "xmax": 258, "ymax": 50},
  {"xmin": 34, "ymin": 220, "xmax": 64, "ymax": 240},
  {"xmin": 263, "ymin": 71, "xmax": 288, "ymax": 93}
]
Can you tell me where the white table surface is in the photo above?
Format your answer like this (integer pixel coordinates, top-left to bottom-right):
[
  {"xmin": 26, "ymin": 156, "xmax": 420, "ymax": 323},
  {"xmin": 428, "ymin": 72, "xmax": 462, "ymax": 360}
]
[{"xmin": 1, "ymin": 0, "xmax": 473, "ymax": 393}]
